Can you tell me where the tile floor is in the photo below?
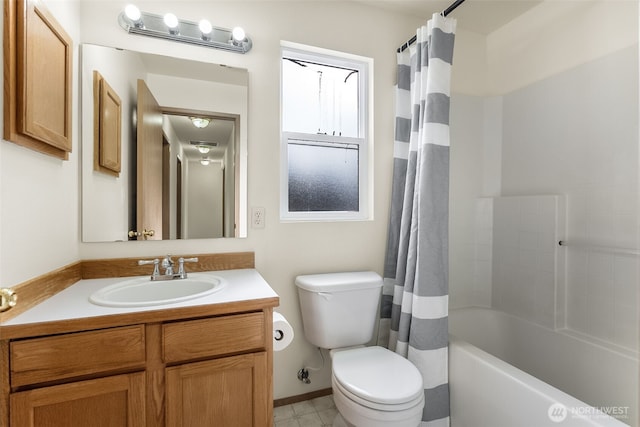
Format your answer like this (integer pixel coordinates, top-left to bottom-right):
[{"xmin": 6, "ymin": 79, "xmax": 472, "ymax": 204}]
[{"xmin": 274, "ymin": 395, "xmax": 337, "ymax": 427}]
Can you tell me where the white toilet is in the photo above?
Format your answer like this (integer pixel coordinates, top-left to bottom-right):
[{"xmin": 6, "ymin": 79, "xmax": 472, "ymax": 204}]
[{"xmin": 295, "ymin": 271, "xmax": 424, "ymax": 427}]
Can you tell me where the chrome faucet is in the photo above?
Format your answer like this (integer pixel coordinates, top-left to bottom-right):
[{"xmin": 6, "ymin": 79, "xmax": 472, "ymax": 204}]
[
  {"xmin": 138, "ymin": 255, "xmax": 199, "ymax": 281},
  {"xmin": 161, "ymin": 255, "xmax": 175, "ymax": 275}
]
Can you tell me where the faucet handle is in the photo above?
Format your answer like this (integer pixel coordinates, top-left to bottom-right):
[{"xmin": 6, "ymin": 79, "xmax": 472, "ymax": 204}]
[
  {"xmin": 177, "ymin": 257, "xmax": 199, "ymax": 276},
  {"xmin": 138, "ymin": 258, "xmax": 160, "ymax": 278}
]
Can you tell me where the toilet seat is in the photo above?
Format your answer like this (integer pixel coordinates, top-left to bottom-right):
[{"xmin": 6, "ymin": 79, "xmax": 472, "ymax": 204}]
[
  {"xmin": 331, "ymin": 346, "xmax": 424, "ymax": 410},
  {"xmin": 332, "ymin": 374, "xmax": 425, "ymax": 412}
]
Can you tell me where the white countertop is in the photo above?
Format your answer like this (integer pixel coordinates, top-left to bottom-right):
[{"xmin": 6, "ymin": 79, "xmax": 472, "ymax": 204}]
[{"xmin": 2, "ymin": 269, "xmax": 279, "ymax": 327}]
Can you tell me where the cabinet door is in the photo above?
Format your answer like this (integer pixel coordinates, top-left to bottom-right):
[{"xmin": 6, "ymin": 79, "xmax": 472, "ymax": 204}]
[
  {"xmin": 166, "ymin": 352, "xmax": 269, "ymax": 427},
  {"xmin": 10, "ymin": 372, "xmax": 145, "ymax": 427},
  {"xmin": 4, "ymin": 0, "xmax": 73, "ymax": 158}
]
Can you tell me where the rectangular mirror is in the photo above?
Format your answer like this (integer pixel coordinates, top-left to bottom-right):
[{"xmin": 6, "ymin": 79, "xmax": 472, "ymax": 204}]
[{"xmin": 80, "ymin": 44, "xmax": 248, "ymax": 242}]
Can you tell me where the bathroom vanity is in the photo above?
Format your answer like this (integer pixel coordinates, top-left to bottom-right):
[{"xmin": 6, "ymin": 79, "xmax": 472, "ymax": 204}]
[{"xmin": 0, "ymin": 254, "xmax": 279, "ymax": 427}]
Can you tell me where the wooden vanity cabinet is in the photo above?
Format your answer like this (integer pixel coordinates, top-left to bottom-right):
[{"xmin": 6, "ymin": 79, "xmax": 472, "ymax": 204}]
[
  {"xmin": 10, "ymin": 373, "xmax": 146, "ymax": 427},
  {"xmin": 162, "ymin": 313, "xmax": 270, "ymax": 427},
  {"xmin": 2, "ymin": 309, "xmax": 274, "ymax": 427},
  {"xmin": 7, "ymin": 325, "xmax": 147, "ymax": 426},
  {"xmin": 165, "ymin": 352, "xmax": 268, "ymax": 427}
]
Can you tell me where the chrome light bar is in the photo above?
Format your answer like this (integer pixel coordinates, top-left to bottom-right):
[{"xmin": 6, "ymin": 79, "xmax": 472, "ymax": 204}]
[{"xmin": 117, "ymin": 9, "xmax": 252, "ymax": 54}]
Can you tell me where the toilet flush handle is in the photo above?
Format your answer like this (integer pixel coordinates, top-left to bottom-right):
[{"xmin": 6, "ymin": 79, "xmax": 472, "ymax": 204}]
[{"xmin": 318, "ymin": 292, "xmax": 333, "ymax": 300}]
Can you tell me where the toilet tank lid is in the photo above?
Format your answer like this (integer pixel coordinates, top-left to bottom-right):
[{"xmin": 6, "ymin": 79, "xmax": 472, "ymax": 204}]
[{"xmin": 295, "ymin": 271, "xmax": 383, "ymax": 292}]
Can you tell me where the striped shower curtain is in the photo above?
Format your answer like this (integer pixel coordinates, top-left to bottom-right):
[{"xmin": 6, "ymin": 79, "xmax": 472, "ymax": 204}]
[{"xmin": 379, "ymin": 13, "xmax": 456, "ymax": 427}]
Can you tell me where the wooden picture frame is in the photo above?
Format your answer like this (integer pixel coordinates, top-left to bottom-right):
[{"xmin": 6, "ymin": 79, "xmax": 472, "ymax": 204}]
[{"xmin": 93, "ymin": 71, "xmax": 122, "ymax": 176}]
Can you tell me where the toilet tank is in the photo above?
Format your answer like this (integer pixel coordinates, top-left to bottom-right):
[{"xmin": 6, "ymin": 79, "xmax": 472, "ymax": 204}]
[{"xmin": 295, "ymin": 271, "xmax": 383, "ymax": 349}]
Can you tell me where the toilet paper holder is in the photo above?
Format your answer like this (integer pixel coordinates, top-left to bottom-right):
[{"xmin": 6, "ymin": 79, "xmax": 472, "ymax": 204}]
[{"xmin": 272, "ymin": 311, "xmax": 294, "ymax": 352}]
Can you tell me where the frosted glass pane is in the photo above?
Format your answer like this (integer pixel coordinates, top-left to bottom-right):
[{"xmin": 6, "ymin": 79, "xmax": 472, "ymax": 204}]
[{"xmin": 288, "ymin": 142, "xmax": 359, "ymax": 212}]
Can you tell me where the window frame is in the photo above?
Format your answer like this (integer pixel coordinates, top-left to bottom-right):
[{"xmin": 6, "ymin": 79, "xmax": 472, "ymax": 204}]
[{"xmin": 280, "ymin": 43, "xmax": 372, "ymax": 222}]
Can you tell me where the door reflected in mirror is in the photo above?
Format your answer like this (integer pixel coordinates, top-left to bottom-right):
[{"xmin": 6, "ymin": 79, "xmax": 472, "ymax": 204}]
[{"xmin": 80, "ymin": 44, "xmax": 248, "ymax": 242}]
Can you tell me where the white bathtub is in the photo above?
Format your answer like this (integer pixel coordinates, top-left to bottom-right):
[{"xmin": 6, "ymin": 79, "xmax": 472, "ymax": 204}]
[{"xmin": 449, "ymin": 307, "xmax": 637, "ymax": 427}]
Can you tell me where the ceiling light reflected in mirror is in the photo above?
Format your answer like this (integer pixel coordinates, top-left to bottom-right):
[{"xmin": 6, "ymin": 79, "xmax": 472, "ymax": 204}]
[{"xmin": 189, "ymin": 116, "xmax": 211, "ymax": 128}]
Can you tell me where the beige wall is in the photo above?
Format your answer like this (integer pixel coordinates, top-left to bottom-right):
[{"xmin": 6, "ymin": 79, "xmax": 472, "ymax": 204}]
[{"xmin": 0, "ymin": 1, "xmax": 82, "ymax": 286}]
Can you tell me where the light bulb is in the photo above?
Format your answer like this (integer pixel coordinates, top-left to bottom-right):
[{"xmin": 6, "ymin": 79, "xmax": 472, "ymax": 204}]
[
  {"xmin": 199, "ymin": 19, "xmax": 212, "ymax": 35},
  {"xmin": 124, "ymin": 4, "xmax": 141, "ymax": 21},
  {"xmin": 163, "ymin": 13, "xmax": 179, "ymax": 29},
  {"xmin": 232, "ymin": 27, "xmax": 245, "ymax": 42}
]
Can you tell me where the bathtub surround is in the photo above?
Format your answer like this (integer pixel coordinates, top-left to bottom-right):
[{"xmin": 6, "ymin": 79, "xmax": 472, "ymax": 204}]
[
  {"xmin": 460, "ymin": 44, "xmax": 640, "ymax": 350},
  {"xmin": 454, "ymin": 45, "xmax": 639, "ymax": 416},
  {"xmin": 500, "ymin": 44, "xmax": 639, "ymax": 351},
  {"xmin": 381, "ymin": 13, "xmax": 456, "ymax": 426},
  {"xmin": 492, "ymin": 195, "xmax": 566, "ymax": 329},
  {"xmin": 444, "ymin": 2, "xmax": 638, "ymax": 424},
  {"xmin": 470, "ymin": 195, "xmax": 568, "ymax": 329}
]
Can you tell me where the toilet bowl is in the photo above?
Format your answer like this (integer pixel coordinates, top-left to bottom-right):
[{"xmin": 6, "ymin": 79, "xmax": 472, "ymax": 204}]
[
  {"xmin": 295, "ymin": 272, "xmax": 426, "ymax": 427},
  {"xmin": 330, "ymin": 346, "xmax": 424, "ymax": 427}
]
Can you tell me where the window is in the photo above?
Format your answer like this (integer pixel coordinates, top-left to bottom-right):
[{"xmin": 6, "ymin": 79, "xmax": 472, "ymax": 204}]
[{"xmin": 280, "ymin": 43, "xmax": 371, "ymax": 221}]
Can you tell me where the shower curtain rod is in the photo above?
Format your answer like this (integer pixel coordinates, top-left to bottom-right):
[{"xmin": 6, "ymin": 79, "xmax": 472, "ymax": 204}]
[{"xmin": 396, "ymin": 0, "xmax": 466, "ymax": 53}]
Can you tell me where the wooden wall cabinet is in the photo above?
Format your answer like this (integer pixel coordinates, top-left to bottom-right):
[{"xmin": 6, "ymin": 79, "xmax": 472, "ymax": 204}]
[
  {"xmin": 2, "ymin": 310, "xmax": 273, "ymax": 427},
  {"xmin": 93, "ymin": 71, "xmax": 122, "ymax": 175},
  {"xmin": 3, "ymin": 0, "xmax": 73, "ymax": 159}
]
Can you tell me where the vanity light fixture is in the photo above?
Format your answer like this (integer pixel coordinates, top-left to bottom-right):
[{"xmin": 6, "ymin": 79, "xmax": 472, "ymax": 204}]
[
  {"xmin": 118, "ymin": 5, "xmax": 252, "ymax": 53},
  {"xmin": 189, "ymin": 116, "xmax": 210, "ymax": 128}
]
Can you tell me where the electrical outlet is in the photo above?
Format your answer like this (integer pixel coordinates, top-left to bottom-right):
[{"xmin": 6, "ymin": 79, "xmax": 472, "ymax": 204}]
[{"xmin": 252, "ymin": 207, "xmax": 265, "ymax": 228}]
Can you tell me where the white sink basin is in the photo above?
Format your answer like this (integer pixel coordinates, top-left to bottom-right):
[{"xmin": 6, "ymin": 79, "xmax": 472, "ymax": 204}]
[{"xmin": 89, "ymin": 274, "xmax": 226, "ymax": 307}]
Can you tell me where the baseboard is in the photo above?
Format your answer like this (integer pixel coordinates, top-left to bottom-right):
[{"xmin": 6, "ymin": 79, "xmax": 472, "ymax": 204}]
[{"xmin": 274, "ymin": 388, "xmax": 332, "ymax": 407}]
